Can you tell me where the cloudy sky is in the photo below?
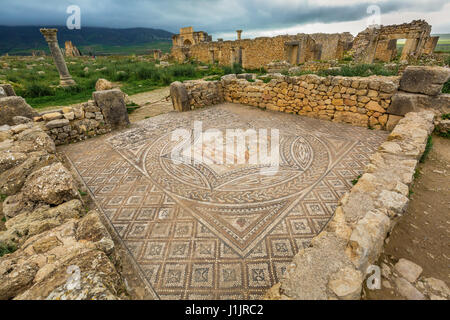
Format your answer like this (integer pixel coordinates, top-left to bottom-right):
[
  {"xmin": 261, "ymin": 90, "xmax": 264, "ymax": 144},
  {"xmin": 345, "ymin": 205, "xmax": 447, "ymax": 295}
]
[{"xmin": 0, "ymin": 0, "xmax": 449, "ymax": 39}]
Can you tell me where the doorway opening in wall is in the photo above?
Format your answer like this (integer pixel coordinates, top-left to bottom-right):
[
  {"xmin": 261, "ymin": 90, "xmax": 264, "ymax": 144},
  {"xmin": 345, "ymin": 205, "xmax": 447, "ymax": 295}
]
[{"xmin": 396, "ymin": 39, "xmax": 406, "ymax": 60}]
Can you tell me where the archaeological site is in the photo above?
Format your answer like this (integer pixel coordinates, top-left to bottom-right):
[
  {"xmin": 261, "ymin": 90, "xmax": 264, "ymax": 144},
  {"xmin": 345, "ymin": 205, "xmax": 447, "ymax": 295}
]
[{"xmin": 0, "ymin": 0, "xmax": 449, "ymax": 307}]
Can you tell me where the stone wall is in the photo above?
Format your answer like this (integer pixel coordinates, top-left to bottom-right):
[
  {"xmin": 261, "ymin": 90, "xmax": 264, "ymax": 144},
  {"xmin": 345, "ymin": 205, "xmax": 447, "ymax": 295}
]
[
  {"xmin": 176, "ymin": 74, "xmax": 400, "ymax": 130},
  {"xmin": 173, "ymin": 66, "xmax": 450, "ymax": 131},
  {"xmin": 0, "ymin": 123, "xmax": 126, "ymax": 300},
  {"xmin": 171, "ymin": 31, "xmax": 353, "ymax": 69},
  {"xmin": 34, "ymin": 100, "xmax": 111, "ymax": 145},
  {"xmin": 0, "ymin": 88, "xmax": 130, "ymax": 146},
  {"xmin": 264, "ymin": 110, "xmax": 436, "ymax": 300},
  {"xmin": 353, "ymin": 20, "xmax": 435, "ymax": 63}
]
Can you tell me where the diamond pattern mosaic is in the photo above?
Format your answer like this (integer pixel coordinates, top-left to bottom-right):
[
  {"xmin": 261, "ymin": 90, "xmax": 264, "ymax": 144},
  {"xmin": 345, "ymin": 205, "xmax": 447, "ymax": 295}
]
[{"xmin": 62, "ymin": 103, "xmax": 388, "ymax": 300}]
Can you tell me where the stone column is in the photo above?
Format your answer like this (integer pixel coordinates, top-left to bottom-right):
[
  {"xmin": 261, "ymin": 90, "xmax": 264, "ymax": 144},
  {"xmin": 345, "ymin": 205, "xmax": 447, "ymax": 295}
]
[
  {"xmin": 40, "ymin": 28, "xmax": 76, "ymax": 87},
  {"xmin": 236, "ymin": 30, "xmax": 242, "ymax": 40}
]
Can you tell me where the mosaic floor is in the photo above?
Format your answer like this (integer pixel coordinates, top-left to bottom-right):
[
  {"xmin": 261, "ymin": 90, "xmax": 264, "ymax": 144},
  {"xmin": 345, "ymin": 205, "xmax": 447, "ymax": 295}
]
[{"xmin": 62, "ymin": 103, "xmax": 388, "ymax": 300}]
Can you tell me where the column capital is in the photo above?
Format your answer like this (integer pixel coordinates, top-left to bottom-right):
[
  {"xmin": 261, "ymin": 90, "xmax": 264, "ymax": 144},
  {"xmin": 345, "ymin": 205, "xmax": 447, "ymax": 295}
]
[{"xmin": 40, "ymin": 28, "xmax": 58, "ymax": 42}]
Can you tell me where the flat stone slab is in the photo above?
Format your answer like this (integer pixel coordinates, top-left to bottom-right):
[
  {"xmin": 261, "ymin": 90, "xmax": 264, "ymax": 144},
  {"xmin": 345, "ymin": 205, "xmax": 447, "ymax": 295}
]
[{"xmin": 62, "ymin": 103, "xmax": 387, "ymax": 300}]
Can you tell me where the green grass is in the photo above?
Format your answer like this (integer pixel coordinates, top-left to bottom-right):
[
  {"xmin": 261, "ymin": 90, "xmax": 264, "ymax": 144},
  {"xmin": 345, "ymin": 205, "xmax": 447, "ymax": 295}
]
[
  {"xmin": 0, "ymin": 243, "xmax": 17, "ymax": 257},
  {"xmin": 351, "ymin": 174, "xmax": 362, "ymax": 186},
  {"xmin": 0, "ymin": 194, "xmax": 7, "ymax": 202},
  {"xmin": 420, "ymin": 135, "xmax": 433, "ymax": 163},
  {"xmin": 443, "ymin": 80, "xmax": 450, "ymax": 94},
  {"xmin": 0, "ymin": 56, "xmax": 229, "ymax": 108},
  {"xmin": 78, "ymin": 189, "xmax": 88, "ymax": 197},
  {"xmin": 442, "ymin": 113, "xmax": 450, "ymax": 120},
  {"xmin": 318, "ymin": 63, "xmax": 398, "ymax": 77}
]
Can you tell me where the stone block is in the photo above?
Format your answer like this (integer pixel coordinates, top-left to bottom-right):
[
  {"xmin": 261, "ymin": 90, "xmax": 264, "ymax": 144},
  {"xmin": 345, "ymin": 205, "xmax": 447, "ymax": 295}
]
[
  {"xmin": 92, "ymin": 89, "xmax": 129, "ymax": 129},
  {"xmin": 0, "ymin": 96, "xmax": 39, "ymax": 126},
  {"xmin": 388, "ymin": 92, "xmax": 450, "ymax": 116},
  {"xmin": 170, "ymin": 81, "xmax": 190, "ymax": 112},
  {"xmin": 45, "ymin": 119, "xmax": 70, "ymax": 129},
  {"xmin": 0, "ymin": 84, "xmax": 16, "ymax": 96},
  {"xmin": 399, "ymin": 66, "xmax": 450, "ymax": 96},
  {"xmin": 42, "ymin": 112, "xmax": 63, "ymax": 121},
  {"xmin": 394, "ymin": 259, "xmax": 423, "ymax": 283}
]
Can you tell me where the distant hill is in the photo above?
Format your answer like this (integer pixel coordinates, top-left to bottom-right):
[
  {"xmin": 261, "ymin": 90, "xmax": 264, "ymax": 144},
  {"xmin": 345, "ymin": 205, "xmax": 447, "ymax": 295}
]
[{"xmin": 0, "ymin": 26, "xmax": 174, "ymax": 55}]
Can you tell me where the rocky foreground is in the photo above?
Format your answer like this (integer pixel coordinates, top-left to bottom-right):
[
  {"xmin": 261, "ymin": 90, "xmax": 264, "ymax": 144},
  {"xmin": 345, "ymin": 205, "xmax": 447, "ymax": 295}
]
[{"xmin": 0, "ymin": 122, "xmax": 126, "ymax": 300}]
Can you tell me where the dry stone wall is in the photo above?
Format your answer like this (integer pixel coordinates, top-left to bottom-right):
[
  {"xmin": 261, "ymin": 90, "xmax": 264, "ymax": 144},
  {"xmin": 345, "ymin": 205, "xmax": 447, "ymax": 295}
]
[
  {"xmin": 177, "ymin": 74, "xmax": 400, "ymax": 130},
  {"xmin": 175, "ymin": 66, "xmax": 449, "ymax": 131},
  {"xmin": 264, "ymin": 110, "xmax": 436, "ymax": 300}
]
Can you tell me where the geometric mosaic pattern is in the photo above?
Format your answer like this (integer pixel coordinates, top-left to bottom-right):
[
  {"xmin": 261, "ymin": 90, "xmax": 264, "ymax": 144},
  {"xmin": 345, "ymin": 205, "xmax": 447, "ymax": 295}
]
[{"xmin": 62, "ymin": 103, "xmax": 387, "ymax": 300}]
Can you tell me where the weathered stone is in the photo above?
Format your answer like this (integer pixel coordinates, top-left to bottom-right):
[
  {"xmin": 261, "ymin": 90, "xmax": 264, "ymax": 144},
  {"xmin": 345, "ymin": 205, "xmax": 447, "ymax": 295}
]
[
  {"xmin": 423, "ymin": 278, "xmax": 449, "ymax": 298},
  {"xmin": 347, "ymin": 209, "xmax": 391, "ymax": 271},
  {"xmin": 328, "ymin": 267, "xmax": 363, "ymax": 300},
  {"xmin": 21, "ymin": 162, "xmax": 78, "ymax": 205},
  {"xmin": 42, "ymin": 112, "xmax": 63, "ymax": 121},
  {"xmin": 12, "ymin": 116, "xmax": 33, "ymax": 125},
  {"xmin": 386, "ymin": 114, "xmax": 403, "ymax": 131},
  {"xmin": 0, "ymin": 151, "xmax": 27, "ymax": 173},
  {"xmin": 280, "ymin": 232, "xmax": 354, "ymax": 300},
  {"xmin": 388, "ymin": 92, "xmax": 450, "ymax": 116},
  {"xmin": 0, "ymin": 84, "xmax": 16, "ymax": 96},
  {"xmin": 95, "ymin": 78, "xmax": 113, "ymax": 91},
  {"xmin": 0, "ymin": 151, "xmax": 57, "ymax": 196},
  {"xmin": 92, "ymin": 89, "xmax": 129, "ymax": 129},
  {"xmin": 399, "ymin": 66, "xmax": 450, "ymax": 96},
  {"xmin": 170, "ymin": 81, "xmax": 191, "ymax": 112},
  {"xmin": 0, "ymin": 258, "xmax": 39, "ymax": 300},
  {"xmin": 1, "ymin": 199, "xmax": 83, "ymax": 245},
  {"xmin": 45, "ymin": 119, "xmax": 69, "ymax": 129},
  {"xmin": 394, "ymin": 259, "xmax": 423, "ymax": 283},
  {"xmin": 394, "ymin": 277, "xmax": 426, "ymax": 300},
  {"xmin": 0, "ymin": 96, "xmax": 39, "ymax": 126}
]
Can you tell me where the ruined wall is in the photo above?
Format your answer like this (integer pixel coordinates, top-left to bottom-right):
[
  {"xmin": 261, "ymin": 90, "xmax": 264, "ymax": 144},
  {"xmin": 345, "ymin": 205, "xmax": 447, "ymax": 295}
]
[
  {"xmin": 32, "ymin": 89, "xmax": 129, "ymax": 145},
  {"xmin": 171, "ymin": 28, "xmax": 354, "ymax": 68},
  {"xmin": 179, "ymin": 74, "xmax": 399, "ymax": 130},
  {"xmin": 175, "ymin": 66, "xmax": 450, "ymax": 131},
  {"xmin": 64, "ymin": 41, "xmax": 81, "ymax": 57},
  {"xmin": 34, "ymin": 100, "xmax": 111, "ymax": 145},
  {"xmin": 353, "ymin": 20, "xmax": 435, "ymax": 63}
]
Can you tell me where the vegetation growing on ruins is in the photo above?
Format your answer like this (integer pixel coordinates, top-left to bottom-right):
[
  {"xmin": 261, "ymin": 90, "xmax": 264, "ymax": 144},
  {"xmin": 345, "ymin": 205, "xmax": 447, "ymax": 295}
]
[
  {"xmin": 0, "ymin": 242, "xmax": 17, "ymax": 258},
  {"xmin": 420, "ymin": 136, "xmax": 433, "ymax": 163}
]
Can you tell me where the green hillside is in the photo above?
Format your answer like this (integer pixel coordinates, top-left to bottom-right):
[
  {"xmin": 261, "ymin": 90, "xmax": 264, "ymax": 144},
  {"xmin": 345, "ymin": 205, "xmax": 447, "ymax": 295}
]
[{"xmin": 0, "ymin": 26, "xmax": 173, "ymax": 56}]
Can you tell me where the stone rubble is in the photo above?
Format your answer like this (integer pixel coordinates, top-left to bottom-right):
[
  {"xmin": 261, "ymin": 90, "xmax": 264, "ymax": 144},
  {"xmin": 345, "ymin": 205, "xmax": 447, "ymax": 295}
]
[{"xmin": 0, "ymin": 120, "xmax": 126, "ymax": 300}]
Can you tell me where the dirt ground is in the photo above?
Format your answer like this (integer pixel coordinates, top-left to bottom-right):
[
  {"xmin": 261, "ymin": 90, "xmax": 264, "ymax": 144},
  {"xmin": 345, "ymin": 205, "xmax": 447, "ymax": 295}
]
[
  {"xmin": 126, "ymin": 87, "xmax": 173, "ymax": 122},
  {"xmin": 365, "ymin": 134, "xmax": 450, "ymax": 299}
]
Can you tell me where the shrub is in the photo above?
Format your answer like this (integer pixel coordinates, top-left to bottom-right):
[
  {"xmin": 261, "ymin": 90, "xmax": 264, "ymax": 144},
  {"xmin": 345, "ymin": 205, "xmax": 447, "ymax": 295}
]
[
  {"xmin": 22, "ymin": 82, "xmax": 54, "ymax": 98},
  {"xmin": 0, "ymin": 243, "xmax": 17, "ymax": 257},
  {"xmin": 419, "ymin": 135, "xmax": 433, "ymax": 163},
  {"xmin": 318, "ymin": 64, "xmax": 398, "ymax": 77},
  {"xmin": 442, "ymin": 80, "xmax": 450, "ymax": 94}
]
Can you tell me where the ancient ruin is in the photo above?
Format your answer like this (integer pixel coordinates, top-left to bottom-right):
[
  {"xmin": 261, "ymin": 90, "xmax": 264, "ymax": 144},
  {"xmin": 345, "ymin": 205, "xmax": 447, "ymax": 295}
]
[
  {"xmin": 353, "ymin": 20, "xmax": 439, "ymax": 63},
  {"xmin": 171, "ymin": 20, "xmax": 439, "ymax": 68},
  {"xmin": 64, "ymin": 41, "xmax": 82, "ymax": 57},
  {"xmin": 39, "ymin": 28, "xmax": 77, "ymax": 87}
]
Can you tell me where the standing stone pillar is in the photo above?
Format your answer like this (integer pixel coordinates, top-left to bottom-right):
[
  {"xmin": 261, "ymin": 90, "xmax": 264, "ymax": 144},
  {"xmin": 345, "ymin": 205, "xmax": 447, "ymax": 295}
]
[
  {"xmin": 40, "ymin": 28, "xmax": 76, "ymax": 87},
  {"xmin": 236, "ymin": 30, "xmax": 243, "ymax": 40}
]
